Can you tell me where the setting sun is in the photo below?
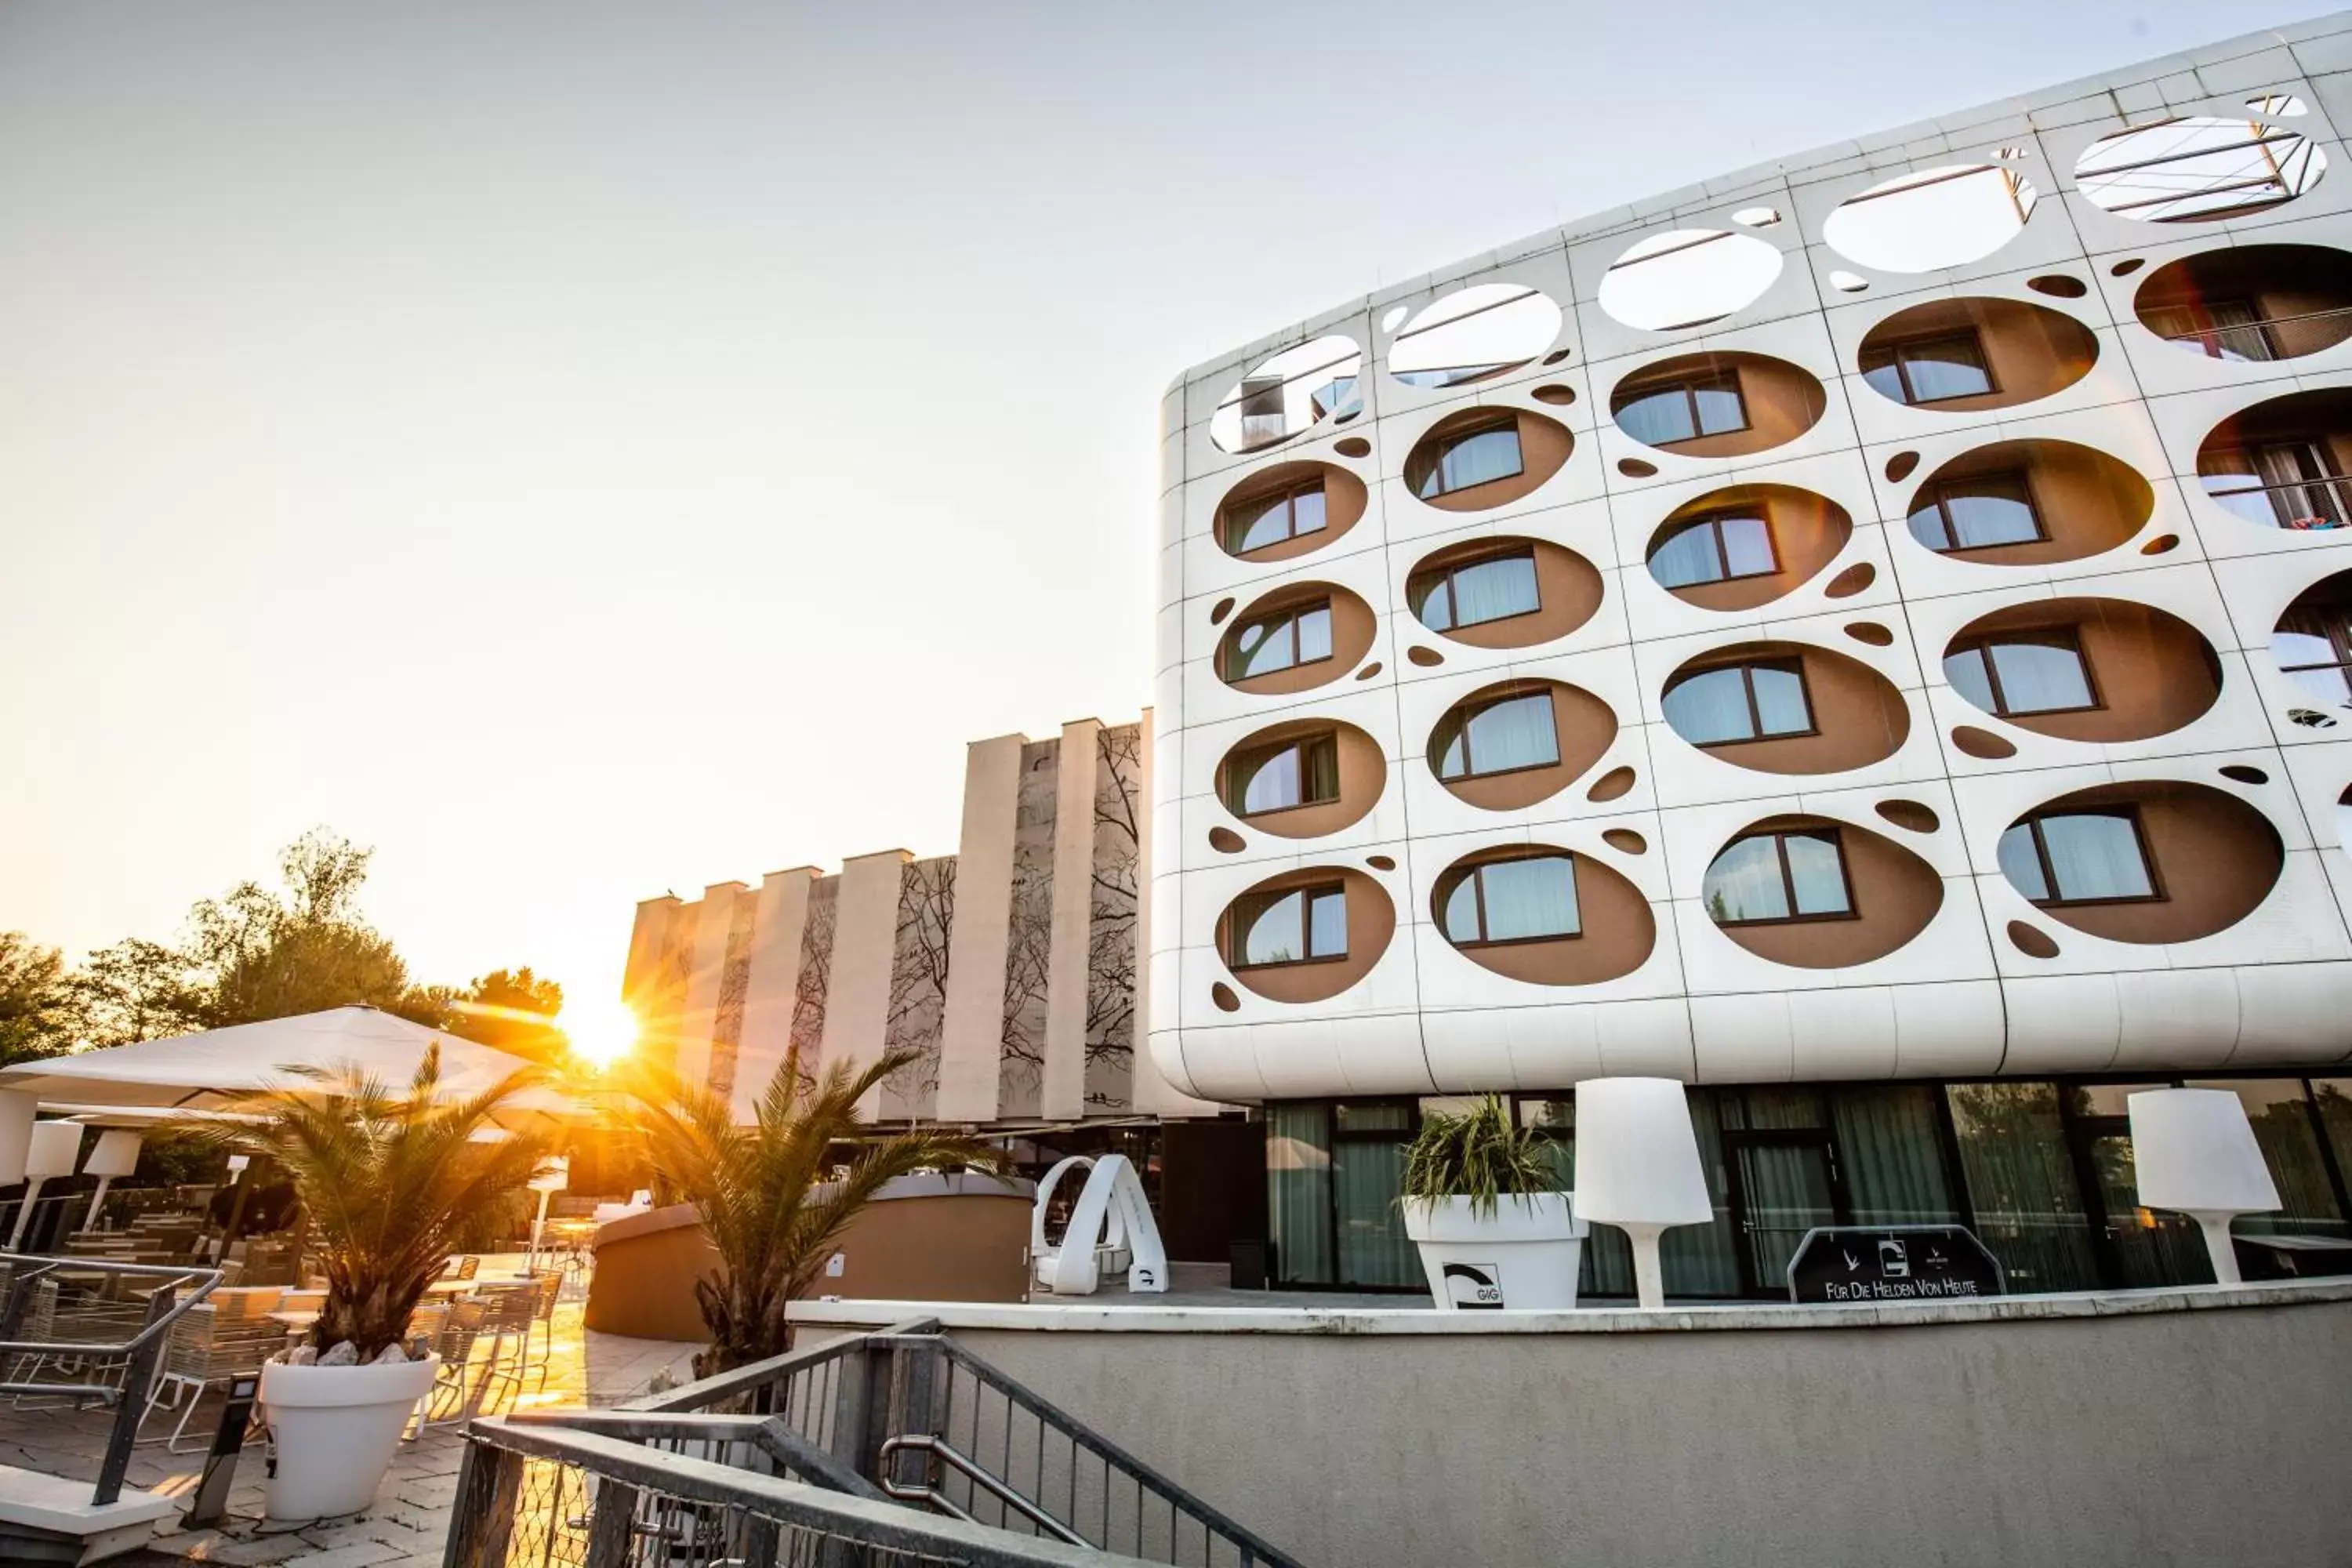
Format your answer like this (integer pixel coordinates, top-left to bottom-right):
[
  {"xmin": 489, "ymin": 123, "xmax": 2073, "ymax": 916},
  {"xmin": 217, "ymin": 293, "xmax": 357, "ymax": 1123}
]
[{"xmin": 557, "ymin": 996, "xmax": 640, "ymax": 1071}]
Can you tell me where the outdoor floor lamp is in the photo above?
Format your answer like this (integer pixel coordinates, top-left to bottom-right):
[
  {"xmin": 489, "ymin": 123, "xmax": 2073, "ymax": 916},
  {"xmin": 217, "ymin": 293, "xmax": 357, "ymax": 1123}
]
[
  {"xmin": 1571, "ymin": 1076, "xmax": 1715, "ymax": 1309},
  {"xmin": 2128, "ymin": 1087, "xmax": 2279, "ymax": 1286},
  {"xmin": 7, "ymin": 1121, "xmax": 85, "ymax": 1251},
  {"xmin": 81, "ymin": 1129, "xmax": 143, "ymax": 1230}
]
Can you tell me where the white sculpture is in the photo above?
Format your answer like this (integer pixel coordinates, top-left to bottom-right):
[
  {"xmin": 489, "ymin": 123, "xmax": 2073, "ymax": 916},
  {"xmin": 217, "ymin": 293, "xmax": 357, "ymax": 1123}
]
[{"xmin": 1031, "ymin": 1153, "xmax": 1167, "ymax": 1295}]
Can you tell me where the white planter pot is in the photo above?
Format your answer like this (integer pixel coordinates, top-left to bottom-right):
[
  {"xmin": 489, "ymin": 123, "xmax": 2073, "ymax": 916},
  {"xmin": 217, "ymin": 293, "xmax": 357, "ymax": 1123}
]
[
  {"xmin": 259, "ymin": 1353, "xmax": 441, "ymax": 1519},
  {"xmin": 1402, "ymin": 1192, "xmax": 1587, "ymax": 1311}
]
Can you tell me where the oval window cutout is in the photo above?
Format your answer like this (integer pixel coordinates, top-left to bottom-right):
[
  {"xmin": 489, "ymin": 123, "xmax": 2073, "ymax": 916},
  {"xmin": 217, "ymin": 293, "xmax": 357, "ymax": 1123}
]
[
  {"xmin": 1597, "ymin": 228, "xmax": 1784, "ymax": 332},
  {"xmin": 1432, "ymin": 847, "xmax": 1655, "ymax": 985},
  {"xmin": 1645, "ymin": 485, "xmax": 1853, "ymax": 612},
  {"xmin": 1995, "ymin": 781, "xmax": 2281, "ymax": 944},
  {"xmin": 2136, "ymin": 244, "xmax": 2352, "ymax": 361},
  {"xmin": 1388, "ymin": 284, "xmax": 1563, "ymax": 389},
  {"xmin": 2075, "ymin": 117, "xmax": 2325, "ymax": 223},
  {"xmin": 1822, "ymin": 163, "xmax": 2038, "ymax": 274},
  {"xmin": 1941, "ymin": 597, "xmax": 2222, "ymax": 743},
  {"xmin": 1211, "ymin": 336, "xmax": 1363, "ymax": 454},
  {"xmin": 1857, "ymin": 298, "xmax": 2096, "ymax": 412},
  {"xmin": 1702, "ymin": 815, "xmax": 1943, "ymax": 968},
  {"xmin": 1610, "ymin": 352, "xmax": 1826, "ymax": 458}
]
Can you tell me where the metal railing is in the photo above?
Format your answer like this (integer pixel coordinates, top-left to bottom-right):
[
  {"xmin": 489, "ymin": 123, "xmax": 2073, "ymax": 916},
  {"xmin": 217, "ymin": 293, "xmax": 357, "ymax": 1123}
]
[
  {"xmin": 0, "ymin": 1252, "xmax": 222, "ymax": 1504},
  {"xmin": 451, "ymin": 1414, "xmax": 1163, "ymax": 1567}
]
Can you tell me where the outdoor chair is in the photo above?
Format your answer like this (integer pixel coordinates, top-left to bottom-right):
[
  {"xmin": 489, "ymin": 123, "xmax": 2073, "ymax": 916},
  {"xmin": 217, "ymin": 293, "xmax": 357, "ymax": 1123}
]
[
  {"xmin": 145, "ymin": 1286, "xmax": 286, "ymax": 1450},
  {"xmin": 416, "ymin": 1298, "xmax": 489, "ymax": 1428},
  {"xmin": 517, "ymin": 1269, "xmax": 564, "ymax": 1390},
  {"xmin": 462, "ymin": 1281, "xmax": 540, "ymax": 1415}
]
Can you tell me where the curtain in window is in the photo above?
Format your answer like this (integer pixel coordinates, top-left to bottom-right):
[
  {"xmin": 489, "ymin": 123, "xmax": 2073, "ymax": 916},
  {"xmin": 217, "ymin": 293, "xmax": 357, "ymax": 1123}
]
[
  {"xmin": 1308, "ymin": 889, "xmax": 1347, "ymax": 957},
  {"xmin": 1301, "ymin": 738, "xmax": 1339, "ymax": 803},
  {"xmin": 1749, "ymin": 666, "xmax": 1810, "ymax": 734},
  {"xmin": 2038, "ymin": 813, "xmax": 2151, "ymax": 900},
  {"xmin": 1428, "ymin": 426, "xmax": 1523, "ymax": 496},
  {"xmin": 2188, "ymin": 1080, "xmax": 2349, "ymax": 1237},
  {"xmin": 1265, "ymin": 1103, "xmax": 1334, "ymax": 1286},
  {"xmin": 1944, "ymin": 648, "xmax": 1997, "ymax": 712},
  {"xmin": 1944, "ymin": 1082, "xmax": 2100, "ymax": 1293},
  {"xmin": 1944, "ymin": 482, "xmax": 2039, "ymax": 548},
  {"xmin": 1477, "ymin": 857, "xmax": 1579, "ymax": 942},
  {"xmin": 1615, "ymin": 388, "xmax": 1694, "ymax": 446},
  {"xmin": 1448, "ymin": 554, "xmax": 1540, "ymax": 626},
  {"xmin": 1237, "ymin": 748, "xmax": 1301, "ymax": 815},
  {"xmin": 1662, "ymin": 666, "xmax": 1754, "ymax": 744},
  {"xmin": 1333, "ymin": 1137, "xmax": 1417, "ymax": 1287},
  {"xmin": 1462, "ymin": 692, "xmax": 1557, "ymax": 773},
  {"xmin": 1295, "ymin": 606, "xmax": 1333, "ymax": 663},
  {"xmin": 1659, "ymin": 1089, "xmax": 1743, "ymax": 1297},
  {"xmin": 1238, "ymin": 891, "xmax": 1305, "ymax": 964},
  {"xmin": 1786, "ymin": 833, "xmax": 1849, "ymax": 915},
  {"xmin": 2316, "ymin": 1080, "xmax": 2352, "ymax": 1192},
  {"xmin": 1719, "ymin": 515, "xmax": 1774, "ymax": 576},
  {"xmin": 1690, "ymin": 379, "xmax": 1745, "ymax": 434},
  {"xmin": 1703, "ymin": 836, "xmax": 1789, "ymax": 922},
  {"xmin": 1987, "ymin": 641, "xmax": 2092, "ymax": 713},
  {"xmin": 1650, "ymin": 524, "xmax": 1722, "ymax": 587},
  {"xmin": 1832, "ymin": 1087, "xmax": 1962, "ymax": 1226},
  {"xmin": 1898, "ymin": 339, "xmax": 1993, "ymax": 401}
]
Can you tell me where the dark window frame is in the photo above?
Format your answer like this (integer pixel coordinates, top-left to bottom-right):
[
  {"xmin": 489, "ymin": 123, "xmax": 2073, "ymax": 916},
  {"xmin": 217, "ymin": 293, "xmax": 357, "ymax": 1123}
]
[
  {"xmin": 2201, "ymin": 441, "xmax": 2352, "ymax": 531},
  {"xmin": 1432, "ymin": 688, "xmax": 1562, "ymax": 782},
  {"xmin": 1225, "ymin": 881, "xmax": 1351, "ymax": 970},
  {"xmin": 2140, "ymin": 296, "xmax": 2279, "ymax": 363},
  {"xmin": 1409, "ymin": 546, "xmax": 1544, "ymax": 633},
  {"xmin": 2004, "ymin": 806, "xmax": 2167, "ymax": 909},
  {"xmin": 1221, "ymin": 731, "xmax": 1341, "ymax": 819},
  {"xmin": 1709, "ymin": 827, "xmax": 1860, "ymax": 927},
  {"xmin": 1862, "ymin": 328, "xmax": 1999, "ymax": 406},
  {"xmin": 1945, "ymin": 628, "xmax": 2103, "ymax": 717},
  {"xmin": 1649, "ymin": 508, "xmax": 1782, "ymax": 590},
  {"xmin": 1220, "ymin": 599, "xmax": 1335, "ymax": 683},
  {"xmin": 1612, "ymin": 369, "xmax": 1751, "ymax": 447},
  {"xmin": 1664, "ymin": 658, "xmax": 1820, "ymax": 747},
  {"xmin": 1911, "ymin": 469, "xmax": 2049, "ymax": 553},
  {"xmin": 1220, "ymin": 475, "xmax": 1330, "ymax": 555},
  {"xmin": 2276, "ymin": 592, "xmax": 2352, "ymax": 691},
  {"xmin": 1413, "ymin": 416, "xmax": 1526, "ymax": 501},
  {"xmin": 1439, "ymin": 853, "xmax": 1584, "ymax": 949}
]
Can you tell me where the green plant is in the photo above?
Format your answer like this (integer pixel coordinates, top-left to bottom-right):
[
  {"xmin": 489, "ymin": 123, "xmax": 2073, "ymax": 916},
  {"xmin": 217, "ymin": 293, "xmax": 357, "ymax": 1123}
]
[
  {"xmin": 216, "ymin": 1045, "xmax": 550, "ymax": 1358},
  {"xmin": 1401, "ymin": 1094, "xmax": 1556, "ymax": 1218},
  {"xmin": 623, "ymin": 1049, "xmax": 995, "ymax": 1380}
]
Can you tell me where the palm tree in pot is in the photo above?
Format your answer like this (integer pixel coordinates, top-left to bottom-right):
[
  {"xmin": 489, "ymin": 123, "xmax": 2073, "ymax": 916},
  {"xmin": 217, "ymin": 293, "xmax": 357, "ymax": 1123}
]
[
  {"xmin": 622, "ymin": 1048, "xmax": 994, "ymax": 1380},
  {"xmin": 1400, "ymin": 1094, "xmax": 1588, "ymax": 1311},
  {"xmin": 224, "ymin": 1047, "xmax": 551, "ymax": 1519}
]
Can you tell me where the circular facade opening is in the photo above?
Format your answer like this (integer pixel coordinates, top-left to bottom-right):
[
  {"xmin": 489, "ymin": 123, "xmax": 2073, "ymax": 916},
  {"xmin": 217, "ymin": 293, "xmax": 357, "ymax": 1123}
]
[
  {"xmin": 1402, "ymin": 407, "xmax": 1573, "ymax": 512},
  {"xmin": 1215, "ymin": 581, "xmax": 1377, "ymax": 697},
  {"xmin": 1609, "ymin": 351, "xmax": 1825, "ymax": 458},
  {"xmin": 2274, "ymin": 568, "xmax": 2352, "ymax": 709},
  {"xmin": 1596, "ymin": 228, "xmax": 1784, "ymax": 332},
  {"xmin": 1406, "ymin": 535, "xmax": 1603, "ymax": 648},
  {"xmin": 1857, "ymin": 297, "xmax": 2097, "ymax": 412},
  {"xmin": 2133, "ymin": 243, "xmax": 2352, "ymax": 363},
  {"xmin": 1427, "ymin": 678, "xmax": 1617, "ymax": 811},
  {"xmin": 2194, "ymin": 387, "xmax": 2352, "ymax": 531},
  {"xmin": 2074, "ymin": 116, "xmax": 2325, "ymax": 224},
  {"xmin": 1218, "ymin": 866, "xmax": 1396, "ymax": 1004},
  {"xmin": 1701, "ymin": 815, "xmax": 1943, "ymax": 968},
  {"xmin": 1904, "ymin": 439, "xmax": 2153, "ymax": 564},
  {"xmin": 1213, "ymin": 460, "xmax": 1368, "ymax": 562},
  {"xmin": 1661, "ymin": 641, "xmax": 1909, "ymax": 775},
  {"xmin": 1645, "ymin": 485, "xmax": 1853, "ymax": 611},
  {"xmin": 1821, "ymin": 163, "xmax": 2038, "ymax": 274},
  {"xmin": 1388, "ymin": 283, "xmax": 1563, "ymax": 389},
  {"xmin": 1210, "ymin": 336, "xmax": 1363, "ymax": 454},
  {"xmin": 1995, "ymin": 781, "xmax": 2281, "ymax": 944},
  {"xmin": 1432, "ymin": 846, "xmax": 1655, "ymax": 985},
  {"xmin": 1215, "ymin": 717, "xmax": 1386, "ymax": 840},
  {"xmin": 1940, "ymin": 597, "xmax": 2222, "ymax": 742}
]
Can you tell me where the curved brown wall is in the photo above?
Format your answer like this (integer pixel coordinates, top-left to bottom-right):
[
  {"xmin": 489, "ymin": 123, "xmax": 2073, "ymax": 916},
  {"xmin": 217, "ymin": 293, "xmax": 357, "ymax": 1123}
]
[
  {"xmin": 1858, "ymin": 297, "xmax": 2096, "ymax": 412},
  {"xmin": 1218, "ymin": 583, "xmax": 1377, "ymax": 696},
  {"xmin": 1403, "ymin": 408, "xmax": 1573, "ymax": 512},
  {"xmin": 1908, "ymin": 440, "xmax": 2153, "ymax": 566},
  {"xmin": 2013, "ymin": 782, "xmax": 2283, "ymax": 946},
  {"xmin": 2199, "ymin": 390, "xmax": 2352, "ymax": 502},
  {"xmin": 1408, "ymin": 537, "xmax": 1603, "ymax": 647},
  {"xmin": 1431, "ymin": 680, "xmax": 1619, "ymax": 809},
  {"xmin": 1649, "ymin": 485, "xmax": 1853, "ymax": 610},
  {"xmin": 1217, "ymin": 460, "xmax": 1370, "ymax": 564},
  {"xmin": 1713, "ymin": 815, "xmax": 1944, "ymax": 969},
  {"xmin": 1217, "ymin": 718, "xmax": 1387, "ymax": 839},
  {"xmin": 2136, "ymin": 244, "xmax": 2352, "ymax": 361},
  {"xmin": 1221, "ymin": 867, "xmax": 1396, "ymax": 1004},
  {"xmin": 1610, "ymin": 352, "xmax": 1826, "ymax": 457},
  {"xmin": 586, "ymin": 1190, "xmax": 1035, "ymax": 1340},
  {"xmin": 1434, "ymin": 849, "xmax": 1656, "ymax": 985},
  {"xmin": 1666, "ymin": 642, "xmax": 1909, "ymax": 775},
  {"xmin": 1946, "ymin": 597, "xmax": 2220, "ymax": 742}
]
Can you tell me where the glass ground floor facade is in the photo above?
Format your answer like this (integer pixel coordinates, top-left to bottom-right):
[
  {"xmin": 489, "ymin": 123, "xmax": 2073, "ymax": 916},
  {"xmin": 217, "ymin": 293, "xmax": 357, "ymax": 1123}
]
[{"xmin": 1265, "ymin": 1076, "xmax": 2352, "ymax": 1299}]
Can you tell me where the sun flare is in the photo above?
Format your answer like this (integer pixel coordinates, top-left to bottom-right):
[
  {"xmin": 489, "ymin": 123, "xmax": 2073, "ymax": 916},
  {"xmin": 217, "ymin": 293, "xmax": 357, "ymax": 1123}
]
[{"xmin": 557, "ymin": 996, "xmax": 641, "ymax": 1071}]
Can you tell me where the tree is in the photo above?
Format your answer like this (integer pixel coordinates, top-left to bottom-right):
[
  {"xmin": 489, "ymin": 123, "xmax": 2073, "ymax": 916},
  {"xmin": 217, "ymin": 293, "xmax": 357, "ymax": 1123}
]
[
  {"xmin": 622, "ymin": 1049, "xmax": 993, "ymax": 1378},
  {"xmin": 67, "ymin": 938, "xmax": 204, "ymax": 1047},
  {"xmin": 0, "ymin": 933, "xmax": 75, "ymax": 1065},
  {"xmin": 188, "ymin": 830, "xmax": 416, "ymax": 1027},
  {"xmin": 437, "ymin": 967, "xmax": 567, "ymax": 1063}
]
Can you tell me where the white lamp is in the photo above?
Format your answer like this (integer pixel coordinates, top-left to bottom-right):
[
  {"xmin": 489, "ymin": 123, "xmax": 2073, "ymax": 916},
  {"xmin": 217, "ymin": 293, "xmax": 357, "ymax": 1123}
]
[
  {"xmin": 2128, "ymin": 1088, "xmax": 2278, "ymax": 1286},
  {"xmin": 7, "ymin": 1122, "xmax": 85, "ymax": 1251},
  {"xmin": 524, "ymin": 1156, "xmax": 570, "ymax": 1271},
  {"xmin": 0, "ymin": 1092, "xmax": 37, "ymax": 1189},
  {"xmin": 1572, "ymin": 1077, "xmax": 1715, "ymax": 1309},
  {"xmin": 81, "ymin": 1130, "xmax": 144, "ymax": 1231}
]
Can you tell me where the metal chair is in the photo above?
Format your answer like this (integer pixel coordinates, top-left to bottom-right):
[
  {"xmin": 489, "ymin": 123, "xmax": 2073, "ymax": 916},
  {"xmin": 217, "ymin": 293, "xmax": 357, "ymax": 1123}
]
[
  {"xmin": 418, "ymin": 1298, "xmax": 490, "ymax": 1428},
  {"xmin": 514, "ymin": 1270, "xmax": 565, "ymax": 1389},
  {"xmin": 143, "ymin": 1286, "xmax": 286, "ymax": 1450},
  {"xmin": 463, "ymin": 1281, "xmax": 540, "ymax": 1415}
]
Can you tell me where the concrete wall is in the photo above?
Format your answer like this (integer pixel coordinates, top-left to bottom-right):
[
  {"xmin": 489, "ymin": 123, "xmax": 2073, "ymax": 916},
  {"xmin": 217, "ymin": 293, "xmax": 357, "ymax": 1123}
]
[{"xmin": 801, "ymin": 1285, "xmax": 2352, "ymax": 1568}]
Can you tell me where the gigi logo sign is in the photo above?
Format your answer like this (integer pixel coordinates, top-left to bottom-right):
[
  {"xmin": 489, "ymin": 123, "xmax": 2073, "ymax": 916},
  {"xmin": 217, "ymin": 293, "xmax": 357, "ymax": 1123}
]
[{"xmin": 1442, "ymin": 1261, "xmax": 1505, "ymax": 1309}]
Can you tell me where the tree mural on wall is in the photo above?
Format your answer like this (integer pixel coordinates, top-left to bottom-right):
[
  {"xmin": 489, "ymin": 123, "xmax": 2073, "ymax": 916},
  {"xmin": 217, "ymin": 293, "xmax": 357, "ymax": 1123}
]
[
  {"xmin": 786, "ymin": 877, "xmax": 837, "ymax": 1087},
  {"xmin": 1086, "ymin": 724, "xmax": 1142, "ymax": 1109},
  {"xmin": 706, "ymin": 896, "xmax": 757, "ymax": 1105},
  {"xmin": 882, "ymin": 855, "xmax": 956, "ymax": 1119},
  {"xmin": 997, "ymin": 739, "xmax": 1058, "ymax": 1120}
]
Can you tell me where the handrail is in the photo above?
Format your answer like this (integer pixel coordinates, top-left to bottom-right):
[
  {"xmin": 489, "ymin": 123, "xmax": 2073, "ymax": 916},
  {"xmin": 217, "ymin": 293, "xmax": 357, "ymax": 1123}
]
[
  {"xmin": 878, "ymin": 1432, "xmax": 1090, "ymax": 1546},
  {"xmin": 0, "ymin": 1252, "xmax": 221, "ymax": 1367},
  {"xmin": 619, "ymin": 1314, "xmax": 938, "ymax": 1412},
  {"xmin": 459, "ymin": 1417, "xmax": 1160, "ymax": 1567}
]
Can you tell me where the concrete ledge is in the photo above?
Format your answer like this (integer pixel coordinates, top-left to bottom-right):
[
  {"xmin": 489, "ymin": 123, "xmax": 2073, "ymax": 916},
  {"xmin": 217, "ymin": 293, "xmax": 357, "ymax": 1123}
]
[
  {"xmin": 0, "ymin": 1465, "xmax": 178, "ymax": 1564},
  {"xmin": 789, "ymin": 1275, "xmax": 2352, "ymax": 1335}
]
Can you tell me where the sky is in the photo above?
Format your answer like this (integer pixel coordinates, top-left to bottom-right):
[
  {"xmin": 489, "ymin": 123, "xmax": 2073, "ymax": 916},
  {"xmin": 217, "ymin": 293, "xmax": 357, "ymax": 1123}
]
[{"xmin": 0, "ymin": 0, "xmax": 2332, "ymax": 1021}]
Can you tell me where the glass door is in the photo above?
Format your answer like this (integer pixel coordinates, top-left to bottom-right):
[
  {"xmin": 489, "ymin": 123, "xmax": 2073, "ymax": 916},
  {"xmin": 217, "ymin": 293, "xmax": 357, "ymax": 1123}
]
[
  {"xmin": 2082, "ymin": 1128, "xmax": 2215, "ymax": 1287},
  {"xmin": 1726, "ymin": 1132, "xmax": 1846, "ymax": 1296}
]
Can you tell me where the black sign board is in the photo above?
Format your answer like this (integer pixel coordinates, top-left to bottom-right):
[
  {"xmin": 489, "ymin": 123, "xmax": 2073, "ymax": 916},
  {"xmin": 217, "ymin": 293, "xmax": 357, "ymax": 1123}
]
[{"xmin": 1786, "ymin": 1225, "xmax": 2005, "ymax": 1305}]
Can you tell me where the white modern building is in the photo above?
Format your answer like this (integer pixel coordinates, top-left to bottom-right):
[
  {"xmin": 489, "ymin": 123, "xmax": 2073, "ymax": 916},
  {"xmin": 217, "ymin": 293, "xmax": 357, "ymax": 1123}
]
[{"xmin": 1149, "ymin": 18, "xmax": 2352, "ymax": 1296}]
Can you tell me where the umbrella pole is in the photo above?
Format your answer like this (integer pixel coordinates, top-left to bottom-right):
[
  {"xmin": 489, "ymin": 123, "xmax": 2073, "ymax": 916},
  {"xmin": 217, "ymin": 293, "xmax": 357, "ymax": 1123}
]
[
  {"xmin": 6, "ymin": 1177, "xmax": 49, "ymax": 1251},
  {"xmin": 82, "ymin": 1177, "xmax": 114, "ymax": 1232},
  {"xmin": 216, "ymin": 1160, "xmax": 258, "ymax": 1265},
  {"xmin": 526, "ymin": 1187, "xmax": 551, "ymax": 1272}
]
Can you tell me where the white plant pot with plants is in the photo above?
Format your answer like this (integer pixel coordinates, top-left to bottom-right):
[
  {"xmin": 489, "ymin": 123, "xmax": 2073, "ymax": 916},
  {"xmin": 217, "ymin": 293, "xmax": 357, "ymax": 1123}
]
[
  {"xmin": 1399, "ymin": 1095, "xmax": 1588, "ymax": 1311},
  {"xmin": 259, "ymin": 1352, "xmax": 441, "ymax": 1519}
]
